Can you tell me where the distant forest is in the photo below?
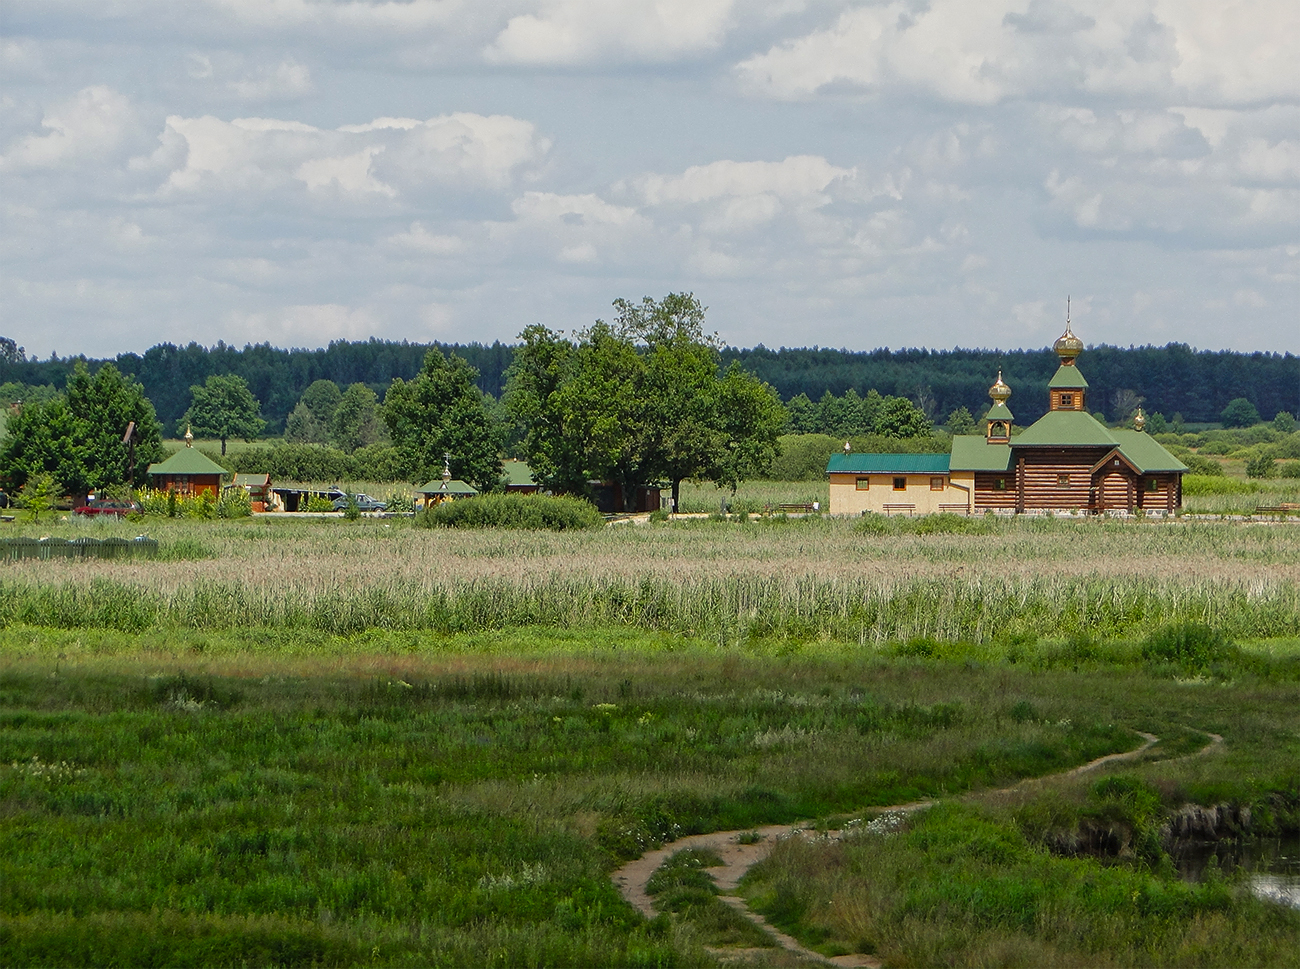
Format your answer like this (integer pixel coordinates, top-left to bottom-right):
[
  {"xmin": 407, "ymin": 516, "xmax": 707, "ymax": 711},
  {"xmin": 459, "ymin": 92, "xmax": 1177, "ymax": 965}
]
[{"xmin": 2, "ymin": 337, "xmax": 1297, "ymax": 431}]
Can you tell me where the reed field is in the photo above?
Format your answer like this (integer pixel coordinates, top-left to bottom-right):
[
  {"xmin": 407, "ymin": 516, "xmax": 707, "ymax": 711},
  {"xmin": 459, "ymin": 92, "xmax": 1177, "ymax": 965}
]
[{"xmin": 3, "ymin": 506, "xmax": 1300, "ymax": 966}]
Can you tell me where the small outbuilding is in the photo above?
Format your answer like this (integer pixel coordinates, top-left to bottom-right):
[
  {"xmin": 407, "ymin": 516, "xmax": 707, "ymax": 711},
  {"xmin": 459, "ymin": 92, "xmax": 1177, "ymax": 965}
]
[
  {"xmin": 230, "ymin": 473, "xmax": 271, "ymax": 512},
  {"xmin": 502, "ymin": 460, "xmax": 538, "ymax": 494},
  {"xmin": 146, "ymin": 430, "xmax": 226, "ymax": 497}
]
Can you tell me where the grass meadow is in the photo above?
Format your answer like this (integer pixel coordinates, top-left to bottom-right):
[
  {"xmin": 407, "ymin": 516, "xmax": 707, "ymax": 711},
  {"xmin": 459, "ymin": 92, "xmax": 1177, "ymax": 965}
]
[{"xmin": 2, "ymin": 510, "xmax": 1300, "ymax": 965}]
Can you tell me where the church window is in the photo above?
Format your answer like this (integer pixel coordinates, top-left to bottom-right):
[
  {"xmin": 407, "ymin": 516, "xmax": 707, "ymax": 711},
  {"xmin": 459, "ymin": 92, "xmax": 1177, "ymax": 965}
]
[
  {"xmin": 930, "ymin": 477, "xmax": 945, "ymax": 491},
  {"xmin": 1060, "ymin": 394, "xmax": 1073, "ymax": 408},
  {"xmin": 992, "ymin": 478, "xmax": 1007, "ymax": 491},
  {"xmin": 1057, "ymin": 473, "xmax": 1070, "ymax": 486},
  {"xmin": 893, "ymin": 477, "xmax": 907, "ymax": 491},
  {"xmin": 856, "ymin": 477, "xmax": 870, "ymax": 491},
  {"xmin": 1146, "ymin": 479, "xmax": 1159, "ymax": 492}
]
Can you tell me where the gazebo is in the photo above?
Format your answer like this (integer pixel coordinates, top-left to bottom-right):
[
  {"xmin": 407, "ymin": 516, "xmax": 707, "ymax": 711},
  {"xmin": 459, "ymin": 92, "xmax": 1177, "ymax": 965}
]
[
  {"xmin": 146, "ymin": 427, "xmax": 226, "ymax": 497},
  {"xmin": 416, "ymin": 456, "xmax": 479, "ymax": 507}
]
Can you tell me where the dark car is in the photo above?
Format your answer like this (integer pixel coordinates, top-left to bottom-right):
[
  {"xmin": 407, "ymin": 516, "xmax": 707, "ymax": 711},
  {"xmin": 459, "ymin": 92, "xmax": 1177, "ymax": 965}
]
[
  {"xmin": 74, "ymin": 498, "xmax": 141, "ymax": 517},
  {"xmin": 331, "ymin": 493, "xmax": 387, "ymax": 512}
]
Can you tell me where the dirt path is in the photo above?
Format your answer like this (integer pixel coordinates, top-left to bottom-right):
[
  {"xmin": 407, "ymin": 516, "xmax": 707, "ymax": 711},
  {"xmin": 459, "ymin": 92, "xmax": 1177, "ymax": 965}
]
[{"xmin": 612, "ymin": 730, "xmax": 1169, "ymax": 967}]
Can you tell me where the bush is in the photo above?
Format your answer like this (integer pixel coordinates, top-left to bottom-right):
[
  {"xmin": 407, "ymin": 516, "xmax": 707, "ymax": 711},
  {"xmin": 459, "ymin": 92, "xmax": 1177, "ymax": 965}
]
[
  {"xmin": 418, "ymin": 493, "xmax": 603, "ymax": 530},
  {"xmin": 217, "ymin": 487, "xmax": 252, "ymax": 518},
  {"xmin": 1141, "ymin": 623, "xmax": 1236, "ymax": 669},
  {"xmin": 1245, "ymin": 454, "xmax": 1278, "ymax": 479},
  {"xmin": 1279, "ymin": 460, "xmax": 1300, "ymax": 479},
  {"xmin": 385, "ymin": 489, "xmax": 415, "ymax": 513},
  {"xmin": 1182, "ymin": 455, "xmax": 1224, "ymax": 476},
  {"xmin": 1221, "ymin": 397, "xmax": 1261, "ymax": 428},
  {"xmin": 1274, "ymin": 411, "xmax": 1297, "ymax": 433},
  {"xmin": 305, "ymin": 495, "xmax": 334, "ymax": 512}
]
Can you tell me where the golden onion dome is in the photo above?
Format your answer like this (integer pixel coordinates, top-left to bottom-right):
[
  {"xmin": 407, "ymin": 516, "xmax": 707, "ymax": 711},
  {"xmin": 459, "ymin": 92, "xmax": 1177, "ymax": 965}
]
[
  {"xmin": 1134, "ymin": 407, "xmax": 1147, "ymax": 432},
  {"xmin": 1054, "ymin": 323, "xmax": 1084, "ymax": 364},
  {"xmin": 988, "ymin": 369, "xmax": 1011, "ymax": 403}
]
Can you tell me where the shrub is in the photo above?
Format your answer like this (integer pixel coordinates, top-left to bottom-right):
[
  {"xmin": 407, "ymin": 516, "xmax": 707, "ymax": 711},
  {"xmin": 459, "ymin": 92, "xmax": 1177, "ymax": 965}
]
[
  {"xmin": 418, "ymin": 493, "xmax": 603, "ymax": 530},
  {"xmin": 385, "ymin": 489, "xmax": 415, "ymax": 514},
  {"xmin": 1245, "ymin": 454, "xmax": 1278, "ymax": 479},
  {"xmin": 1274, "ymin": 411, "xmax": 1297, "ymax": 433},
  {"xmin": 1182, "ymin": 454, "xmax": 1225, "ymax": 476},
  {"xmin": 1141, "ymin": 623, "xmax": 1236, "ymax": 669},
  {"xmin": 1279, "ymin": 460, "xmax": 1300, "ymax": 479},
  {"xmin": 217, "ymin": 487, "xmax": 252, "ymax": 518},
  {"xmin": 306, "ymin": 495, "xmax": 334, "ymax": 512},
  {"xmin": 1221, "ymin": 397, "xmax": 1261, "ymax": 428}
]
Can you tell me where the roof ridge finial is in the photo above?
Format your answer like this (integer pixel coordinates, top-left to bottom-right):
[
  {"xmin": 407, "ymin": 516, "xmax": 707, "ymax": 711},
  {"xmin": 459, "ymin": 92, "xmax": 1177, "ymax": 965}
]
[
  {"xmin": 184, "ymin": 424, "xmax": 194, "ymax": 448},
  {"xmin": 1066, "ymin": 295, "xmax": 1071, "ymax": 333}
]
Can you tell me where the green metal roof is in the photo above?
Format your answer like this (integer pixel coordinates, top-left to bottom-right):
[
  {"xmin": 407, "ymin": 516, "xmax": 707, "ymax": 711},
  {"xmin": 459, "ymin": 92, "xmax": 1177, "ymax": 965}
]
[
  {"xmin": 949, "ymin": 436, "xmax": 1013, "ymax": 472},
  {"xmin": 826, "ymin": 453, "xmax": 950, "ymax": 474},
  {"xmin": 1012, "ymin": 410, "xmax": 1117, "ymax": 448},
  {"xmin": 416, "ymin": 478, "xmax": 479, "ymax": 496},
  {"xmin": 1109, "ymin": 430, "xmax": 1189, "ymax": 473},
  {"xmin": 147, "ymin": 448, "xmax": 228, "ymax": 476},
  {"xmin": 983, "ymin": 401, "xmax": 1014, "ymax": 422},
  {"xmin": 1048, "ymin": 365, "xmax": 1089, "ymax": 389},
  {"xmin": 502, "ymin": 460, "xmax": 536, "ymax": 487}
]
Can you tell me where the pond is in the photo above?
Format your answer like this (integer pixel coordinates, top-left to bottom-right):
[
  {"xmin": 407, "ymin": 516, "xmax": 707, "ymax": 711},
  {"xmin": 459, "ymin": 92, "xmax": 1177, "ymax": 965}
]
[{"xmin": 1174, "ymin": 836, "xmax": 1300, "ymax": 909}]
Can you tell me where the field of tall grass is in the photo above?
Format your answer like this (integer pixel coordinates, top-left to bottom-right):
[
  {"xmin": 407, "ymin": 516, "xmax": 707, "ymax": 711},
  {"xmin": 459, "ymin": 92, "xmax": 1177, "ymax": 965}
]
[{"xmin": 3, "ymin": 509, "xmax": 1300, "ymax": 965}]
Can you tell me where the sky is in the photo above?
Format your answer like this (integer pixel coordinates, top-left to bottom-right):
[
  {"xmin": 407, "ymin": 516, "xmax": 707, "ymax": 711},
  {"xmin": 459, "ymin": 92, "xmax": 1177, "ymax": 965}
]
[{"xmin": 2, "ymin": 0, "xmax": 1299, "ymax": 360}]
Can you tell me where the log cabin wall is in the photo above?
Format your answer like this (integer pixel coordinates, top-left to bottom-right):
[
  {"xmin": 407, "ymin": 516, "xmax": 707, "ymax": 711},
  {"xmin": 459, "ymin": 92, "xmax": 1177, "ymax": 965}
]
[
  {"xmin": 1097, "ymin": 470, "xmax": 1136, "ymax": 511},
  {"xmin": 1136, "ymin": 475, "xmax": 1177, "ymax": 511},
  {"xmin": 1015, "ymin": 448, "xmax": 1109, "ymax": 511},
  {"xmin": 973, "ymin": 472, "xmax": 1016, "ymax": 509}
]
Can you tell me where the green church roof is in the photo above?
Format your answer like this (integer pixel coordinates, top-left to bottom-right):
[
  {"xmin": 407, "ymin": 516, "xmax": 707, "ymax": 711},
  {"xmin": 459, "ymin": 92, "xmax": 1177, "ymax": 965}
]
[
  {"xmin": 1012, "ymin": 410, "xmax": 1117, "ymax": 448},
  {"xmin": 1048, "ymin": 365, "xmax": 1089, "ymax": 389},
  {"xmin": 416, "ymin": 478, "xmax": 479, "ymax": 496},
  {"xmin": 826, "ymin": 453, "xmax": 950, "ymax": 474},
  {"xmin": 984, "ymin": 401, "xmax": 1014, "ymax": 422},
  {"xmin": 949, "ymin": 436, "xmax": 1013, "ymax": 471},
  {"xmin": 502, "ymin": 460, "xmax": 536, "ymax": 487},
  {"xmin": 1107, "ymin": 430, "xmax": 1189, "ymax": 473},
  {"xmin": 147, "ymin": 448, "xmax": 228, "ymax": 476}
]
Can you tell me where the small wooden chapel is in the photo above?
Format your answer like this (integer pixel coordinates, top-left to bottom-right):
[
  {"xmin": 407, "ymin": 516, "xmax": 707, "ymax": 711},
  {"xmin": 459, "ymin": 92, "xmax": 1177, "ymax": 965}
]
[{"xmin": 827, "ymin": 321, "xmax": 1188, "ymax": 515}]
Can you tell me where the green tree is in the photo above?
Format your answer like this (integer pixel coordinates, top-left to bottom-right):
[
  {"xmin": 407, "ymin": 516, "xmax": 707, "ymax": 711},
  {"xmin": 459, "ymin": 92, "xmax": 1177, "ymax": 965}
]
[
  {"xmin": 1221, "ymin": 397, "xmax": 1261, "ymax": 428},
  {"xmin": 505, "ymin": 294, "xmax": 784, "ymax": 511},
  {"xmin": 785, "ymin": 393, "xmax": 817, "ymax": 434},
  {"xmin": 184, "ymin": 374, "xmax": 266, "ymax": 455},
  {"xmin": 382, "ymin": 350, "xmax": 503, "ymax": 491},
  {"xmin": 0, "ymin": 363, "xmax": 162, "ymax": 497},
  {"xmin": 875, "ymin": 395, "xmax": 933, "ymax": 438},
  {"xmin": 945, "ymin": 406, "xmax": 977, "ymax": 436},
  {"xmin": 66, "ymin": 363, "xmax": 165, "ymax": 492},
  {"xmin": 1146, "ymin": 411, "xmax": 1169, "ymax": 434},
  {"xmin": 19, "ymin": 472, "xmax": 57, "ymax": 523},
  {"xmin": 329, "ymin": 383, "xmax": 385, "ymax": 453},
  {"xmin": 1273, "ymin": 411, "xmax": 1297, "ymax": 433},
  {"xmin": 1245, "ymin": 453, "xmax": 1277, "ymax": 479}
]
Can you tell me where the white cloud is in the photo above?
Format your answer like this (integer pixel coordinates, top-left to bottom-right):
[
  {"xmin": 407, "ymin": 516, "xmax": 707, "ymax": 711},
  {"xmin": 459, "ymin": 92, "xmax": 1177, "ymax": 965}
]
[
  {"xmin": 484, "ymin": 0, "xmax": 735, "ymax": 65},
  {"xmin": 388, "ymin": 222, "xmax": 467, "ymax": 254},
  {"xmin": 154, "ymin": 111, "xmax": 547, "ymax": 197},
  {"xmin": 225, "ymin": 303, "xmax": 383, "ymax": 345},
  {"xmin": 228, "ymin": 60, "xmax": 313, "ymax": 101},
  {"xmin": 296, "ymin": 146, "xmax": 395, "ymax": 197},
  {"xmin": 735, "ymin": 1, "xmax": 1300, "ymax": 107},
  {"xmin": 637, "ymin": 155, "xmax": 855, "ymax": 206},
  {"xmin": 0, "ymin": 86, "xmax": 136, "ymax": 169}
]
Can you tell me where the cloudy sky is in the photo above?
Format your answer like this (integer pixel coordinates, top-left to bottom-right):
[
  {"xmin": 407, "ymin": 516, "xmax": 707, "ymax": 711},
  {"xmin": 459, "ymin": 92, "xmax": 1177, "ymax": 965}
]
[{"xmin": 3, "ymin": 0, "xmax": 1299, "ymax": 359}]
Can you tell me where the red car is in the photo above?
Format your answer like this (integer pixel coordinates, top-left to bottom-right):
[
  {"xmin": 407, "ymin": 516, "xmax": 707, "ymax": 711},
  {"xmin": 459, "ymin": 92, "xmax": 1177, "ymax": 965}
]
[{"xmin": 73, "ymin": 499, "xmax": 141, "ymax": 517}]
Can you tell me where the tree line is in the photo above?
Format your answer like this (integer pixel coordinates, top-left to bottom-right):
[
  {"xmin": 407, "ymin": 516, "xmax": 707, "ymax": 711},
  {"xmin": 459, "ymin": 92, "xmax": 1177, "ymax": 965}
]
[{"xmin": 2, "ymin": 331, "xmax": 1296, "ymax": 431}]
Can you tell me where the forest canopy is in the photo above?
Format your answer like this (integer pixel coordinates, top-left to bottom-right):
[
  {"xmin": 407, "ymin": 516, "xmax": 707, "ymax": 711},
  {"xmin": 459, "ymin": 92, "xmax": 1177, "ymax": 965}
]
[{"xmin": 0, "ymin": 333, "xmax": 1295, "ymax": 433}]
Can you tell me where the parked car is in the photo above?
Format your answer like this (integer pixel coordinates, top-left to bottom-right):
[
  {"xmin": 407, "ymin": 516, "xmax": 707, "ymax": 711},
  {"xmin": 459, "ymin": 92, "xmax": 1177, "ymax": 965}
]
[
  {"xmin": 331, "ymin": 493, "xmax": 387, "ymax": 512},
  {"xmin": 74, "ymin": 498, "xmax": 141, "ymax": 517}
]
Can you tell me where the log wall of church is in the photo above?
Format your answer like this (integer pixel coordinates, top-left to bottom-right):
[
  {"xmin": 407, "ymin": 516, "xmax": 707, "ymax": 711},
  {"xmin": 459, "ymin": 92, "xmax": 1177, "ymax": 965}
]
[
  {"xmin": 973, "ymin": 472, "xmax": 1016, "ymax": 509},
  {"xmin": 1016, "ymin": 449, "xmax": 1110, "ymax": 511}
]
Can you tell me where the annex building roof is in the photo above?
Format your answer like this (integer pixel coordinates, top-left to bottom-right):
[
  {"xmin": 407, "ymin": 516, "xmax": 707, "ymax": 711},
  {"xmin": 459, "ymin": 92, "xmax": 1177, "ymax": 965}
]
[
  {"xmin": 826, "ymin": 453, "xmax": 951, "ymax": 474},
  {"xmin": 950, "ymin": 436, "xmax": 1012, "ymax": 471},
  {"xmin": 147, "ymin": 448, "xmax": 227, "ymax": 476}
]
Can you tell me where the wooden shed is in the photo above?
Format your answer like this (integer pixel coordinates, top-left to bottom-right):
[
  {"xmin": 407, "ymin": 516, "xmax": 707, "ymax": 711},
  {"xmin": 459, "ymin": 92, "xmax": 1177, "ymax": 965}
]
[
  {"xmin": 231, "ymin": 473, "xmax": 271, "ymax": 512},
  {"xmin": 146, "ymin": 444, "xmax": 226, "ymax": 497}
]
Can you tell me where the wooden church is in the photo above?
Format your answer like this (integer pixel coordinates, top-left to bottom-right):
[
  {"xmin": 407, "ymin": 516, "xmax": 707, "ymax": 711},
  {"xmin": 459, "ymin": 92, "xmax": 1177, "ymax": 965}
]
[{"xmin": 827, "ymin": 322, "xmax": 1188, "ymax": 516}]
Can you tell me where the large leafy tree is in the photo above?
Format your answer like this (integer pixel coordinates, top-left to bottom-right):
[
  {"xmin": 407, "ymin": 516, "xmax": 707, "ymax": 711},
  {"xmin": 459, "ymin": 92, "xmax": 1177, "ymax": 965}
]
[
  {"xmin": 382, "ymin": 350, "xmax": 503, "ymax": 491},
  {"xmin": 329, "ymin": 383, "xmax": 385, "ymax": 453},
  {"xmin": 184, "ymin": 374, "xmax": 266, "ymax": 455},
  {"xmin": 505, "ymin": 293, "xmax": 785, "ymax": 511},
  {"xmin": 284, "ymin": 379, "xmax": 341, "ymax": 444},
  {"xmin": 0, "ymin": 362, "xmax": 163, "ymax": 497}
]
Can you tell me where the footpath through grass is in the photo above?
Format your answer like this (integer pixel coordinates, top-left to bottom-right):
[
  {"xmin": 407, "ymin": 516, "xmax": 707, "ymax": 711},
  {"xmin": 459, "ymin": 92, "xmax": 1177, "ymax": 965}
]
[{"xmin": 3, "ymin": 626, "xmax": 1300, "ymax": 966}]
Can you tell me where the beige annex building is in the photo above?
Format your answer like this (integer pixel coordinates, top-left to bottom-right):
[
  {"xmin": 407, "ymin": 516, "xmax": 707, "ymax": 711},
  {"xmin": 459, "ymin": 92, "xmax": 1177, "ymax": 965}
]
[{"xmin": 828, "ymin": 323, "xmax": 1188, "ymax": 516}]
